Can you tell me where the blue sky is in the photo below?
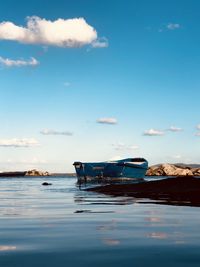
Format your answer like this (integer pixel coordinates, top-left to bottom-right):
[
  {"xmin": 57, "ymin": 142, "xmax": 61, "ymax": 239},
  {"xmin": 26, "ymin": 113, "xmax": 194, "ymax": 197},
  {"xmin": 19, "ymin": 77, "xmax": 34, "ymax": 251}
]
[{"xmin": 0, "ymin": 0, "xmax": 200, "ymax": 172}]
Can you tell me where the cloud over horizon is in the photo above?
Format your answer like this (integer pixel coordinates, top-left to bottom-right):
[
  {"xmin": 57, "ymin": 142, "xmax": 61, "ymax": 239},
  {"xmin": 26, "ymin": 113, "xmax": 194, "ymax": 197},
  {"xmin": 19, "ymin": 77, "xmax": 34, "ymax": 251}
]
[
  {"xmin": 112, "ymin": 142, "xmax": 139, "ymax": 151},
  {"xmin": 19, "ymin": 157, "xmax": 47, "ymax": 164},
  {"xmin": 0, "ymin": 56, "xmax": 39, "ymax": 67},
  {"xmin": 143, "ymin": 128, "xmax": 164, "ymax": 136},
  {"xmin": 5, "ymin": 157, "xmax": 47, "ymax": 164},
  {"xmin": 91, "ymin": 37, "xmax": 108, "ymax": 48},
  {"xmin": 159, "ymin": 23, "xmax": 180, "ymax": 33},
  {"xmin": 40, "ymin": 129, "xmax": 73, "ymax": 136},
  {"xmin": 97, "ymin": 117, "xmax": 117, "ymax": 125},
  {"xmin": 167, "ymin": 126, "xmax": 183, "ymax": 132},
  {"xmin": 170, "ymin": 154, "xmax": 182, "ymax": 159},
  {"xmin": 0, "ymin": 16, "xmax": 99, "ymax": 48},
  {"xmin": 0, "ymin": 138, "xmax": 39, "ymax": 147},
  {"xmin": 194, "ymin": 124, "xmax": 200, "ymax": 136},
  {"xmin": 167, "ymin": 23, "xmax": 180, "ymax": 30}
]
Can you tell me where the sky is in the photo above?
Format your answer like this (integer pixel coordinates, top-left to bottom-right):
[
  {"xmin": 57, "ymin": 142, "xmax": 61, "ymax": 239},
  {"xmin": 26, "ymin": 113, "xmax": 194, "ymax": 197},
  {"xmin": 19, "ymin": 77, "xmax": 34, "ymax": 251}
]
[{"xmin": 0, "ymin": 0, "xmax": 200, "ymax": 172}]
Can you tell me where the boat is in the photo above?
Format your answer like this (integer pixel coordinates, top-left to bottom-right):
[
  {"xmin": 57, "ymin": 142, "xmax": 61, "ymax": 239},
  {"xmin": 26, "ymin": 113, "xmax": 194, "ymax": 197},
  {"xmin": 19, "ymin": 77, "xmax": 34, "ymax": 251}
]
[{"xmin": 73, "ymin": 158, "xmax": 148, "ymax": 182}]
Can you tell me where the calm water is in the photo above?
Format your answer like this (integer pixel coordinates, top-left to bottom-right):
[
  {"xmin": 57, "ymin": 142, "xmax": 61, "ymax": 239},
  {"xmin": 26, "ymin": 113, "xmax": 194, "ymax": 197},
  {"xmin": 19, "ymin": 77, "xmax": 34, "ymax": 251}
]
[{"xmin": 0, "ymin": 176, "xmax": 200, "ymax": 267}]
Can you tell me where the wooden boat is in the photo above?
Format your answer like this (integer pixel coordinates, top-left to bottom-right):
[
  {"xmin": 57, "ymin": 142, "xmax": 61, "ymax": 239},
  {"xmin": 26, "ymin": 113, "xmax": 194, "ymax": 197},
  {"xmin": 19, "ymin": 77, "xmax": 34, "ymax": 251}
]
[{"xmin": 73, "ymin": 158, "xmax": 148, "ymax": 181}]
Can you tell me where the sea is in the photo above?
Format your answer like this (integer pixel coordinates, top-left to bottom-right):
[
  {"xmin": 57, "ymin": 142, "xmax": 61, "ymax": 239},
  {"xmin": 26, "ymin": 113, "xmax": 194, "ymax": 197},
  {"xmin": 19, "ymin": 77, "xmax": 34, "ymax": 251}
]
[{"xmin": 0, "ymin": 176, "xmax": 200, "ymax": 267}]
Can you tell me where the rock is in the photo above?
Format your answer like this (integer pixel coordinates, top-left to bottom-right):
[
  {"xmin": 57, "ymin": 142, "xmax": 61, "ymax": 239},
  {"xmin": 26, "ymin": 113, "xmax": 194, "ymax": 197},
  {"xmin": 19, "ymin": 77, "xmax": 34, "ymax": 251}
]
[
  {"xmin": 25, "ymin": 169, "xmax": 50, "ymax": 176},
  {"xmin": 162, "ymin": 164, "xmax": 193, "ymax": 176},
  {"xmin": 42, "ymin": 182, "xmax": 52, "ymax": 186},
  {"xmin": 146, "ymin": 164, "xmax": 195, "ymax": 176},
  {"xmin": 192, "ymin": 168, "xmax": 200, "ymax": 176},
  {"xmin": 146, "ymin": 166, "xmax": 165, "ymax": 176}
]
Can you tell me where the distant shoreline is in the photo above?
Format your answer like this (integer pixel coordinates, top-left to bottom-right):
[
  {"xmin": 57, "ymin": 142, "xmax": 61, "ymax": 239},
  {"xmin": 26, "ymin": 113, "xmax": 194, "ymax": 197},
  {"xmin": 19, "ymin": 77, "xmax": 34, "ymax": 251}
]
[
  {"xmin": 0, "ymin": 171, "xmax": 26, "ymax": 177},
  {"xmin": 1, "ymin": 163, "xmax": 200, "ymax": 177},
  {"xmin": 0, "ymin": 171, "xmax": 76, "ymax": 177}
]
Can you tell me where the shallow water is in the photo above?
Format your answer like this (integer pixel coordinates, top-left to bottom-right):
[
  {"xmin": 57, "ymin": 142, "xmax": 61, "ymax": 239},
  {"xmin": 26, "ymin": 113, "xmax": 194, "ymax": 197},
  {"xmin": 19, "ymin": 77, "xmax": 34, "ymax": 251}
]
[{"xmin": 0, "ymin": 176, "xmax": 200, "ymax": 267}]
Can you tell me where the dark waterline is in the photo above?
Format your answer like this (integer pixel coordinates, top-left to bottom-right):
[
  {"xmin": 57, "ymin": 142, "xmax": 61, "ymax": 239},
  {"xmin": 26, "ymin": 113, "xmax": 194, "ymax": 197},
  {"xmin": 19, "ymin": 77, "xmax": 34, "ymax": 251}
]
[
  {"xmin": 0, "ymin": 176, "xmax": 200, "ymax": 267},
  {"xmin": 87, "ymin": 176, "xmax": 200, "ymax": 207}
]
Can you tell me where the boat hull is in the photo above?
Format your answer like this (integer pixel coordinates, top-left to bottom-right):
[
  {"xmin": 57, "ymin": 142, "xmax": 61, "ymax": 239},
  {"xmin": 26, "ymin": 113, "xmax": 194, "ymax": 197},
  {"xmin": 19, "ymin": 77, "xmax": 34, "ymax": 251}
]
[{"xmin": 73, "ymin": 158, "xmax": 148, "ymax": 181}]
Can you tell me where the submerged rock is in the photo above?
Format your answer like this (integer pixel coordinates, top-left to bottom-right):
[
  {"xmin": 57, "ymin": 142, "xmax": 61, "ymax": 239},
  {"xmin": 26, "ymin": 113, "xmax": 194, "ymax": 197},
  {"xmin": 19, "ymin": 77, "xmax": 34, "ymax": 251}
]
[{"xmin": 42, "ymin": 182, "xmax": 52, "ymax": 186}]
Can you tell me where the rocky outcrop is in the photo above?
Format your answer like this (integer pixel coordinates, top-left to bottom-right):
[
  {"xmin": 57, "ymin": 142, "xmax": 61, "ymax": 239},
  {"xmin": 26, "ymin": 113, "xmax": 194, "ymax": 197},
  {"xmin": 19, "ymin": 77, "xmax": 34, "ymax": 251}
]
[
  {"xmin": 25, "ymin": 169, "xmax": 50, "ymax": 176},
  {"xmin": 146, "ymin": 164, "xmax": 199, "ymax": 176},
  {"xmin": 192, "ymin": 168, "xmax": 200, "ymax": 176}
]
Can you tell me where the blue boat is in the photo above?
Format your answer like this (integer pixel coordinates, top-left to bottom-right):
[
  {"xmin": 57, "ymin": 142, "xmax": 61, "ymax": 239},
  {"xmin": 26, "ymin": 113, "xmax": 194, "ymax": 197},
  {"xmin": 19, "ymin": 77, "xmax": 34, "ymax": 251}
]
[{"xmin": 73, "ymin": 158, "xmax": 148, "ymax": 181}]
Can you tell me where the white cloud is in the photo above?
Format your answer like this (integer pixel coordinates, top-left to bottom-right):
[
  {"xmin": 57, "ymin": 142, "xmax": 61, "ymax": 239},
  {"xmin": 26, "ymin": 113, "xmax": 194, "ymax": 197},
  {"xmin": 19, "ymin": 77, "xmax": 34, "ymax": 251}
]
[
  {"xmin": 0, "ymin": 138, "xmax": 39, "ymax": 147},
  {"xmin": 171, "ymin": 155, "xmax": 182, "ymax": 159},
  {"xmin": 5, "ymin": 157, "xmax": 47, "ymax": 164},
  {"xmin": 143, "ymin": 128, "xmax": 164, "ymax": 136},
  {"xmin": 0, "ymin": 56, "xmax": 39, "ymax": 67},
  {"xmin": 129, "ymin": 145, "xmax": 139, "ymax": 150},
  {"xmin": 195, "ymin": 125, "xmax": 200, "ymax": 136},
  {"xmin": 0, "ymin": 16, "xmax": 99, "ymax": 47},
  {"xmin": 166, "ymin": 155, "xmax": 193, "ymax": 164},
  {"xmin": 20, "ymin": 157, "xmax": 47, "ymax": 164},
  {"xmin": 40, "ymin": 129, "xmax": 73, "ymax": 136},
  {"xmin": 91, "ymin": 37, "xmax": 108, "ymax": 48},
  {"xmin": 167, "ymin": 126, "xmax": 183, "ymax": 132},
  {"xmin": 112, "ymin": 142, "xmax": 139, "ymax": 151},
  {"xmin": 97, "ymin": 117, "xmax": 117, "ymax": 125},
  {"xmin": 167, "ymin": 23, "xmax": 180, "ymax": 30},
  {"xmin": 112, "ymin": 142, "xmax": 125, "ymax": 150}
]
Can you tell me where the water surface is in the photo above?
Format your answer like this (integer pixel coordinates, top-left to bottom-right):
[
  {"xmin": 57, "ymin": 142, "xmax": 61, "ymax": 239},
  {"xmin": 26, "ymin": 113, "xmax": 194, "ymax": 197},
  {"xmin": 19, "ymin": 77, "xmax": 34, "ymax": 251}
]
[{"xmin": 0, "ymin": 176, "xmax": 200, "ymax": 267}]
